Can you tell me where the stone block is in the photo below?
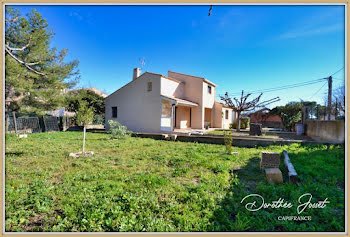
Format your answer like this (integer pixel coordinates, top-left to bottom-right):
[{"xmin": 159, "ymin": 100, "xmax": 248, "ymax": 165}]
[
  {"xmin": 260, "ymin": 152, "xmax": 280, "ymax": 169},
  {"xmin": 265, "ymin": 168, "xmax": 283, "ymax": 184},
  {"xmin": 249, "ymin": 123, "xmax": 262, "ymax": 136}
]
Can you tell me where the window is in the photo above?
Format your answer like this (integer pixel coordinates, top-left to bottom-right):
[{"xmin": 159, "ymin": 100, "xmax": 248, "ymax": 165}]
[
  {"xmin": 225, "ymin": 110, "xmax": 228, "ymax": 119},
  {"xmin": 161, "ymin": 100, "xmax": 171, "ymax": 117},
  {"xmin": 208, "ymin": 85, "xmax": 212, "ymax": 94},
  {"xmin": 147, "ymin": 82, "xmax": 152, "ymax": 92},
  {"xmin": 112, "ymin": 107, "xmax": 118, "ymax": 118}
]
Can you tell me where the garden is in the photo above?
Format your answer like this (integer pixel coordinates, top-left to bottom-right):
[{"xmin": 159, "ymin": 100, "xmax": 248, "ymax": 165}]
[{"xmin": 5, "ymin": 131, "xmax": 345, "ymax": 232}]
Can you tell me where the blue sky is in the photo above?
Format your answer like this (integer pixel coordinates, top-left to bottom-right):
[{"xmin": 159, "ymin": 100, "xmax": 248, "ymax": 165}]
[{"xmin": 8, "ymin": 5, "xmax": 345, "ymax": 107}]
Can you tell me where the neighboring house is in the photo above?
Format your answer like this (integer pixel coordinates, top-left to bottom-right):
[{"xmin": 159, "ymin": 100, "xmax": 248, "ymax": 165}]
[
  {"xmin": 249, "ymin": 108, "xmax": 283, "ymax": 128},
  {"xmin": 45, "ymin": 107, "xmax": 75, "ymax": 117},
  {"xmin": 85, "ymin": 87, "xmax": 108, "ymax": 98},
  {"xmin": 105, "ymin": 68, "xmax": 236, "ymax": 133},
  {"xmin": 69, "ymin": 87, "xmax": 108, "ymax": 98}
]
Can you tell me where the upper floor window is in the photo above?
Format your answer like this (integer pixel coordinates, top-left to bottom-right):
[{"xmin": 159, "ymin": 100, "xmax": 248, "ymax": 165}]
[
  {"xmin": 147, "ymin": 82, "xmax": 152, "ymax": 92},
  {"xmin": 225, "ymin": 110, "xmax": 229, "ymax": 119},
  {"xmin": 112, "ymin": 106, "xmax": 118, "ymax": 118},
  {"xmin": 208, "ymin": 85, "xmax": 212, "ymax": 94}
]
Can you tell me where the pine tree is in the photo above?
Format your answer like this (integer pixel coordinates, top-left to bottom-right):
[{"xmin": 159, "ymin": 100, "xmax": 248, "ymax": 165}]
[{"xmin": 5, "ymin": 7, "xmax": 80, "ymax": 115}]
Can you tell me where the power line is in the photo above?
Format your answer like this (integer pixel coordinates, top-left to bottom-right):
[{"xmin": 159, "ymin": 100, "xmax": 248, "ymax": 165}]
[
  {"xmin": 218, "ymin": 67, "xmax": 344, "ymax": 98},
  {"xmin": 222, "ymin": 78, "xmax": 325, "ymax": 96},
  {"xmin": 331, "ymin": 67, "xmax": 344, "ymax": 76},
  {"xmin": 309, "ymin": 81, "xmax": 328, "ymax": 99}
]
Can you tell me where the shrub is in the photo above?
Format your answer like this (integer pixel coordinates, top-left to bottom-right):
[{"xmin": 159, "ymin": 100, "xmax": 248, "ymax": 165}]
[
  {"xmin": 240, "ymin": 116, "xmax": 250, "ymax": 129},
  {"xmin": 93, "ymin": 115, "xmax": 105, "ymax": 125},
  {"xmin": 224, "ymin": 131, "xmax": 232, "ymax": 154},
  {"xmin": 229, "ymin": 117, "xmax": 250, "ymax": 130},
  {"xmin": 108, "ymin": 120, "xmax": 131, "ymax": 139}
]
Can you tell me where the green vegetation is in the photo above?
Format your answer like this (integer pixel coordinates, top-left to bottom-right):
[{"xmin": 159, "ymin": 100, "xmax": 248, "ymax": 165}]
[
  {"xmin": 5, "ymin": 132, "xmax": 344, "ymax": 232},
  {"xmin": 75, "ymin": 101, "xmax": 94, "ymax": 153},
  {"xmin": 230, "ymin": 116, "xmax": 250, "ymax": 130},
  {"xmin": 5, "ymin": 7, "xmax": 79, "ymax": 115},
  {"xmin": 65, "ymin": 89, "xmax": 105, "ymax": 119},
  {"xmin": 108, "ymin": 120, "xmax": 132, "ymax": 139}
]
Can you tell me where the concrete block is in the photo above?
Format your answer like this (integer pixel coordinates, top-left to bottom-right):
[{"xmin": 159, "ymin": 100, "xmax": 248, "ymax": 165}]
[
  {"xmin": 265, "ymin": 168, "xmax": 283, "ymax": 184},
  {"xmin": 260, "ymin": 152, "xmax": 280, "ymax": 169},
  {"xmin": 250, "ymin": 123, "xmax": 262, "ymax": 136}
]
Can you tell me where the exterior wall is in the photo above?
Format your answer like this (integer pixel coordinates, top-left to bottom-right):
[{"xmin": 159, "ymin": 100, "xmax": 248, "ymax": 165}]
[
  {"xmin": 168, "ymin": 72, "xmax": 204, "ymax": 129},
  {"xmin": 175, "ymin": 106, "xmax": 191, "ymax": 129},
  {"xmin": 212, "ymin": 101, "xmax": 223, "ymax": 128},
  {"xmin": 202, "ymin": 82, "xmax": 215, "ymax": 109},
  {"xmin": 160, "ymin": 77, "xmax": 184, "ymax": 98},
  {"xmin": 305, "ymin": 120, "xmax": 344, "ymax": 143},
  {"xmin": 222, "ymin": 107, "xmax": 233, "ymax": 129},
  {"xmin": 105, "ymin": 73, "xmax": 161, "ymax": 133}
]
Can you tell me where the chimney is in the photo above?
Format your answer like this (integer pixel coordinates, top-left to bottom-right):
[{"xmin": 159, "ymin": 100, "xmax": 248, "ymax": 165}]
[{"xmin": 133, "ymin": 68, "xmax": 141, "ymax": 81}]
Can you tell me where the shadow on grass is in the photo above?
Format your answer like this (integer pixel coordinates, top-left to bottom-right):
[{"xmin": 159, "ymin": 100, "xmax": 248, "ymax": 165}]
[
  {"xmin": 207, "ymin": 147, "xmax": 345, "ymax": 232},
  {"xmin": 5, "ymin": 151, "xmax": 24, "ymax": 157}
]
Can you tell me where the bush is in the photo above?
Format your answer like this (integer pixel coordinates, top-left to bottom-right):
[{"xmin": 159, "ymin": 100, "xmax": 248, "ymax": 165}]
[
  {"xmin": 108, "ymin": 120, "xmax": 131, "ymax": 139},
  {"xmin": 229, "ymin": 117, "xmax": 250, "ymax": 129},
  {"xmin": 224, "ymin": 131, "xmax": 232, "ymax": 154},
  {"xmin": 93, "ymin": 115, "xmax": 105, "ymax": 125}
]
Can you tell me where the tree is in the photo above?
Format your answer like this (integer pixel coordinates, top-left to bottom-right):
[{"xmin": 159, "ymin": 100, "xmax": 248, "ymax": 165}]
[
  {"xmin": 65, "ymin": 89, "xmax": 105, "ymax": 115},
  {"xmin": 269, "ymin": 102, "xmax": 302, "ymax": 131},
  {"xmin": 220, "ymin": 91, "xmax": 280, "ymax": 132},
  {"xmin": 5, "ymin": 7, "xmax": 80, "ymax": 115},
  {"xmin": 75, "ymin": 101, "xmax": 94, "ymax": 153},
  {"xmin": 334, "ymin": 85, "xmax": 345, "ymax": 115}
]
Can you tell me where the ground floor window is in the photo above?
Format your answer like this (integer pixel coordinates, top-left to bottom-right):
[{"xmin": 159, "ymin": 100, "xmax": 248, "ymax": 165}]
[{"xmin": 112, "ymin": 106, "xmax": 118, "ymax": 118}]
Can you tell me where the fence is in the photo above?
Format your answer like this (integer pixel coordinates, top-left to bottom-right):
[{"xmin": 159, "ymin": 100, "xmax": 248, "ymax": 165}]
[{"xmin": 6, "ymin": 115, "xmax": 73, "ymax": 134}]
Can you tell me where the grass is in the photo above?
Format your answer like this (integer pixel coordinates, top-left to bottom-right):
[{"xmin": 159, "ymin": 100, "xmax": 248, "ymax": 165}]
[{"xmin": 5, "ymin": 132, "xmax": 345, "ymax": 232}]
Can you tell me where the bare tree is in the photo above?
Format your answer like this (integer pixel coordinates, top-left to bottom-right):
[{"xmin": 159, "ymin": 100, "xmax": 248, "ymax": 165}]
[
  {"xmin": 220, "ymin": 91, "xmax": 280, "ymax": 132},
  {"xmin": 334, "ymin": 85, "xmax": 345, "ymax": 114}
]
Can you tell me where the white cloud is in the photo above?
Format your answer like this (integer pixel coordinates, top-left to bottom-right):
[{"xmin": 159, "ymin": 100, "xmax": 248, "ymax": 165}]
[
  {"xmin": 278, "ymin": 23, "xmax": 343, "ymax": 39},
  {"xmin": 69, "ymin": 11, "xmax": 83, "ymax": 21}
]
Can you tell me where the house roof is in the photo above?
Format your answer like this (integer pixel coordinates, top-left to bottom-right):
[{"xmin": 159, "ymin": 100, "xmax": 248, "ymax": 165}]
[
  {"xmin": 161, "ymin": 95, "xmax": 198, "ymax": 107},
  {"xmin": 168, "ymin": 71, "xmax": 217, "ymax": 87},
  {"xmin": 146, "ymin": 72, "xmax": 184, "ymax": 84},
  {"xmin": 69, "ymin": 87, "xmax": 108, "ymax": 98},
  {"xmin": 107, "ymin": 72, "xmax": 183, "ymax": 99},
  {"xmin": 216, "ymin": 101, "xmax": 232, "ymax": 109}
]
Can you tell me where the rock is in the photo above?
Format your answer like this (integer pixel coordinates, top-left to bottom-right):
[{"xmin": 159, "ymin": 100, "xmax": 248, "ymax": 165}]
[
  {"xmin": 162, "ymin": 134, "xmax": 177, "ymax": 141},
  {"xmin": 265, "ymin": 168, "xmax": 283, "ymax": 184},
  {"xmin": 69, "ymin": 151, "xmax": 94, "ymax": 158},
  {"xmin": 18, "ymin": 134, "xmax": 27, "ymax": 138},
  {"xmin": 249, "ymin": 123, "xmax": 262, "ymax": 136},
  {"xmin": 260, "ymin": 152, "xmax": 280, "ymax": 169}
]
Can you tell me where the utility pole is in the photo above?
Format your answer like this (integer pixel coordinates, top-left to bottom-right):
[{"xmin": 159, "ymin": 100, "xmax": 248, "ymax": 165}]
[{"xmin": 327, "ymin": 76, "xmax": 332, "ymax": 120}]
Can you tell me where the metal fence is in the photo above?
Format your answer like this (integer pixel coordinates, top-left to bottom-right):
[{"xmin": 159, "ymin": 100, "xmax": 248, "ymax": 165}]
[{"xmin": 6, "ymin": 115, "xmax": 73, "ymax": 133}]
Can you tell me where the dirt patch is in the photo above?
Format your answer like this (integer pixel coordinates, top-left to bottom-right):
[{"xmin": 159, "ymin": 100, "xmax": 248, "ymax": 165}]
[{"xmin": 26, "ymin": 214, "xmax": 47, "ymax": 231}]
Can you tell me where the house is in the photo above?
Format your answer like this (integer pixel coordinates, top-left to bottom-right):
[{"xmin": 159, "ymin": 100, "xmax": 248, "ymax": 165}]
[
  {"xmin": 249, "ymin": 108, "xmax": 283, "ymax": 128},
  {"xmin": 105, "ymin": 68, "xmax": 236, "ymax": 133},
  {"xmin": 69, "ymin": 87, "xmax": 108, "ymax": 98}
]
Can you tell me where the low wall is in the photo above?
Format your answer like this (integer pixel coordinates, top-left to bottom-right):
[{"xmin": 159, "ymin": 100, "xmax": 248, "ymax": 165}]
[
  {"xmin": 132, "ymin": 132, "xmax": 330, "ymax": 148},
  {"xmin": 305, "ymin": 120, "xmax": 345, "ymax": 143}
]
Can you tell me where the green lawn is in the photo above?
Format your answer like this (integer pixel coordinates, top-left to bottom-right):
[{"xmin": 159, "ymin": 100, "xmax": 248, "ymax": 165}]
[{"xmin": 5, "ymin": 132, "xmax": 345, "ymax": 232}]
